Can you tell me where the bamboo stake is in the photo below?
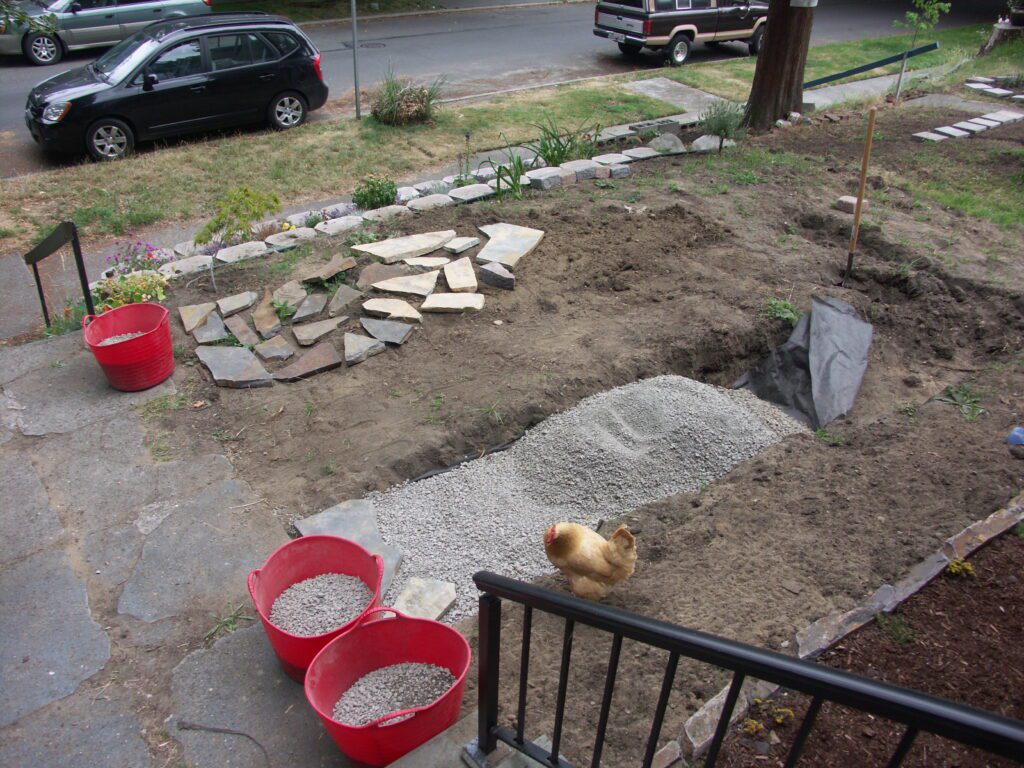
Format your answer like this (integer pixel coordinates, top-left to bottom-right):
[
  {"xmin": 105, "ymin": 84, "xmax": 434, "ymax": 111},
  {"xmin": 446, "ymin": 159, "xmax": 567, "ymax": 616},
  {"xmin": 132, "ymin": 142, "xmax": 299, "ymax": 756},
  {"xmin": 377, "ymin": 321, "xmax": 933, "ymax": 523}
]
[{"xmin": 842, "ymin": 106, "xmax": 877, "ymax": 287}]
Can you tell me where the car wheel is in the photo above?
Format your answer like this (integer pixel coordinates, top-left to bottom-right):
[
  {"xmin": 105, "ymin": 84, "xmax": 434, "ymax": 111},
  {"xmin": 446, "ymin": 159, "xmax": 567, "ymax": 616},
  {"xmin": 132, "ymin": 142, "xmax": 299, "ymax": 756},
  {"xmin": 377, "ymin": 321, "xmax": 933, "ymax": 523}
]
[
  {"xmin": 23, "ymin": 33, "xmax": 63, "ymax": 66},
  {"xmin": 618, "ymin": 42, "xmax": 643, "ymax": 57},
  {"xmin": 86, "ymin": 118, "xmax": 134, "ymax": 161},
  {"xmin": 268, "ymin": 92, "xmax": 307, "ymax": 130},
  {"xmin": 749, "ymin": 26, "xmax": 765, "ymax": 55},
  {"xmin": 666, "ymin": 34, "xmax": 691, "ymax": 67}
]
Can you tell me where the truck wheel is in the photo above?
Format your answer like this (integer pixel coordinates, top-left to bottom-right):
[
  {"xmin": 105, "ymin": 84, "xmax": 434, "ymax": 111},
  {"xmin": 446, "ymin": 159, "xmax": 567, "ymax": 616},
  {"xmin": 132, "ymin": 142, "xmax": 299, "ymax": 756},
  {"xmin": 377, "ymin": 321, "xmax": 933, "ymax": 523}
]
[
  {"xmin": 618, "ymin": 42, "xmax": 643, "ymax": 57},
  {"xmin": 23, "ymin": 32, "xmax": 63, "ymax": 66},
  {"xmin": 666, "ymin": 34, "xmax": 691, "ymax": 67},
  {"xmin": 749, "ymin": 26, "xmax": 765, "ymax": 55}
]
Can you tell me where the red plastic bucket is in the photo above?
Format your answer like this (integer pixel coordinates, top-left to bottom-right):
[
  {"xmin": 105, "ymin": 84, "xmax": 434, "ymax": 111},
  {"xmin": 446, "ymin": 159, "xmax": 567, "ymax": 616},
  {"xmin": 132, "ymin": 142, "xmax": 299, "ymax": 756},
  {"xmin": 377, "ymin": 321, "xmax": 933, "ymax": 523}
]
[
  {"xmin": 82, "ymin": 302, "xmax": 174, "ymax": 392},
  {"xmin": 248, "ymin": 535, "xmax": 383, "ymax": 682},
  {"xmin": 304, "ymin": 608, "xmax": 471, "ymax": 767}
]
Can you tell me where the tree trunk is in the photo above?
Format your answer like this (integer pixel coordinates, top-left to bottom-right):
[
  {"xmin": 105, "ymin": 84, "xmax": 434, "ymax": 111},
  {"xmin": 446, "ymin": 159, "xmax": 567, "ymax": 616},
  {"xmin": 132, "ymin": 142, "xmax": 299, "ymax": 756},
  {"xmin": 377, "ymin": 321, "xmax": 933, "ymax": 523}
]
[{"xmin": 745, "ymin": 0, "xmax": 816, "ymax": 132}]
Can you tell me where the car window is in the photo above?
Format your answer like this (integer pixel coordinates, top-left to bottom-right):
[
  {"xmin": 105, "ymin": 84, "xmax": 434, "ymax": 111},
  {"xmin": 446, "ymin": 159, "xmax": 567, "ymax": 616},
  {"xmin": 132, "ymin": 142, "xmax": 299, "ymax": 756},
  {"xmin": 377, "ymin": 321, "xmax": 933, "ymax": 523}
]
[
  {"xmin": 147, "ymin": 40, "xmax": 204, "ymax": 80},
  {"xmin": 207, "ymin": 33, "xmax": 277, "ymax": 70},
  {"xmin": 674, "ymin": 0, "xmax": 711, "ymax": 8},
  {"xmin": 264, "ymin": 31, "xmax": 300, "ymax": 57},
  {"xmin": 77, "ymin": 0, "xmax": 116, "ymax": 9},
  {"xmin": 654, "ymin": 0, "xmax": 672, "ymax": 10},
  {"xmin": 117, "ymin": 0, "xmax": 157, "ymax": 4},
  {"xmin": 250, "ymin": 34, "xmax": 278, "ymax": 63},
  {"xmin": 94, "ymin": 30, "xmax": 160, "ymax": 82}
]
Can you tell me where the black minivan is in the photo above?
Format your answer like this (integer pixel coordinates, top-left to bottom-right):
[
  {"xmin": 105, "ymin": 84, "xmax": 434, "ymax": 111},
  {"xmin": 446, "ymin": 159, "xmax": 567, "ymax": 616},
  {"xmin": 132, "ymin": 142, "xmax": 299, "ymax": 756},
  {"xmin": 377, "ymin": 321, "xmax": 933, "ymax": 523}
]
[{"xmin": 25, "ymin": 13, "xmax": 328, "ymax": 160}]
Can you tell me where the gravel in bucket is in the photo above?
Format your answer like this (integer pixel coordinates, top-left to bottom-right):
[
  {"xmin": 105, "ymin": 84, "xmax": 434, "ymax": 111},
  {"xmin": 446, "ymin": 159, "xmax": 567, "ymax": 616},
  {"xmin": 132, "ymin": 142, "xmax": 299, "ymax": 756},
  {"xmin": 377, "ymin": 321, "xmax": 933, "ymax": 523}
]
[
  {"xmin": 332, "ymin": 662, "xmax": 456, "ymax": 726},
  {"xmin": 269, "ymin": 573, "xmax": 372, "ymax": 637},
  {"xmin": 97, "ymin": 331, "xmax": 146, "ymax": 347}
]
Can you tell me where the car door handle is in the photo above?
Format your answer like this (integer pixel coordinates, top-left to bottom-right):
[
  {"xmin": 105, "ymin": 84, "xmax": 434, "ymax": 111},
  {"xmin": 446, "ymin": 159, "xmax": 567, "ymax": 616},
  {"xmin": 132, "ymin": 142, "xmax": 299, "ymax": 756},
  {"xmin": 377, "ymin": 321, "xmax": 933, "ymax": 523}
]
[
  {"xmin": 259, "ymin": 74, "xmax": 276, "ymax": 81},
  {"xmin": 190, "ymin": 85, "xmax": 206, "ymax": 93}
]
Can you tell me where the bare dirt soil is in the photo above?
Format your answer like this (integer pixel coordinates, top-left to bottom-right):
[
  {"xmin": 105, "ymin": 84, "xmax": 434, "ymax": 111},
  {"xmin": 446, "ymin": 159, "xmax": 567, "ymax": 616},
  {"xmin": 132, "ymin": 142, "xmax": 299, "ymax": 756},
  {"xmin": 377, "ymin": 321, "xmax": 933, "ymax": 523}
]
[
  {"xmin": 719, "ymin": 531, "xmax": 1024, "ymax": 768},
  {"xmin": 148, "ymin": 105, "xmax": 1024, "ymax": 765}
]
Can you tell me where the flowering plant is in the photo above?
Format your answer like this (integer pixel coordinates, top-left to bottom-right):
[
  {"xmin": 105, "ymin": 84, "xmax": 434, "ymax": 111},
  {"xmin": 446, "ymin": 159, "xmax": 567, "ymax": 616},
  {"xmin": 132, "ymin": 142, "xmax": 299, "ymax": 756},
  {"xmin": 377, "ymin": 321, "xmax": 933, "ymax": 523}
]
[
  {"xmin": 93, "ymin": 272, "xmax": 168, "ymax": 311},
  {"xmin": 106, "ymin": 235, "xmax": 172, "ymax": 277}
]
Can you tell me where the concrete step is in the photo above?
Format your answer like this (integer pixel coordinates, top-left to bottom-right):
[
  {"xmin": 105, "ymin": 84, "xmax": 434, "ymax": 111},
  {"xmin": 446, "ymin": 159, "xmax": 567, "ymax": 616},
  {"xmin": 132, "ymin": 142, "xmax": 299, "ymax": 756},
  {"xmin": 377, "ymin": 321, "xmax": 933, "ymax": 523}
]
[{"xmin": 389, "ymin": 711, "xmax": 554, "ymax": 768}]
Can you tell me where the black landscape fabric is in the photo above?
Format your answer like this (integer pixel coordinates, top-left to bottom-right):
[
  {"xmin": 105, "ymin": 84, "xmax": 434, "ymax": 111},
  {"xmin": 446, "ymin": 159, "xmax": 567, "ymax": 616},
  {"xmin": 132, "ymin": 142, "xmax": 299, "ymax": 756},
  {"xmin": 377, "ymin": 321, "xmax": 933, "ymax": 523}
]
[{"xmin": 735, "ymin": 296, "xmax": 873, "ymax": 429}]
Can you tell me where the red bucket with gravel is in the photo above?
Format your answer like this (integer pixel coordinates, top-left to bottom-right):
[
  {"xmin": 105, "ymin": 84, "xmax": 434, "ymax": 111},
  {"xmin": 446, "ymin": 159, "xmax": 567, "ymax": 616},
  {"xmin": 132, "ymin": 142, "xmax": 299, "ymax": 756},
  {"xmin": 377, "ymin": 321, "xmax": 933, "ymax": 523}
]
[
  {"xmin": 82, "ymin": 302, "xmax": 174, "ymax": 391},
  {"xmin": 304, "ymin": 607, "xmax": 471, "ymax": 766},
  {"xmin": 248, "ymin": 535, "xmax": 383, "ymax": 682}
]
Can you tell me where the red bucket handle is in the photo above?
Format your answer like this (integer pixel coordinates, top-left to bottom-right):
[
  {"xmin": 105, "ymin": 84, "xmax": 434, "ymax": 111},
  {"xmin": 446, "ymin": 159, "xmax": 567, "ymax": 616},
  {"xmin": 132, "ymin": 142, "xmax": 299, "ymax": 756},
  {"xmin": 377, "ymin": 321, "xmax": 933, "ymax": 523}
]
[
  {"xmin": 81, "ymin": 314, "xmax": 99, "ymax": 330},
  {"xmin": 247, "ymin": 568, "xmax": 260, "ymax": 603}
]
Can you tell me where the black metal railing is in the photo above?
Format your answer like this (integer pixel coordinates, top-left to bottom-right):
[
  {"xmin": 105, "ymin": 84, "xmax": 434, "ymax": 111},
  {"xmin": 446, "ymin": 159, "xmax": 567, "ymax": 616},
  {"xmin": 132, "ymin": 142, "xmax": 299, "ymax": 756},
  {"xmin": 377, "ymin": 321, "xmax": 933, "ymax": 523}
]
[
  {"xmin": 803, "ymin": 41, "xmax": 939, "ymax": 90},
  {"xmin": 465, "ymin": 571, "xmax": 1024, "ymax": 768}
]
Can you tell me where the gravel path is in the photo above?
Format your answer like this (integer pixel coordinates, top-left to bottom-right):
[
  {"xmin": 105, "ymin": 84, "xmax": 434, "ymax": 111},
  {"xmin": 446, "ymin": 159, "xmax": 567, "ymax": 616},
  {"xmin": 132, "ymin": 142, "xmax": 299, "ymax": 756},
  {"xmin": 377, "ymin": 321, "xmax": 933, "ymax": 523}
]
[
  {"xmin": 371, "ymin": 376, "xmax": 806, "ymax": 621},
  {"xmin": 96, "ymin": 331, "xmax": 145, "ymax": 346},
  {"xmin": 332, "ymin": 662, "xmax": 456, "ymax": 726},
  {"xmin": 269, "ymin": 573, "xmax": 372, "ymax": 637}
]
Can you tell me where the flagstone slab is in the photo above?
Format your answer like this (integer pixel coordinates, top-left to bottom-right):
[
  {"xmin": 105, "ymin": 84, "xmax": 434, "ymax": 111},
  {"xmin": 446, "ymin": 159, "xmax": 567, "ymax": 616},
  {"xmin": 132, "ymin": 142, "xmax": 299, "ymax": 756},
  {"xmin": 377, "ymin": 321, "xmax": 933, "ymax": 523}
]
[
  {"xmin": 252, "ymin": 289, "xmax": 281, "ymax": 339},
  {"xmin": 372, "ymin": 270, "xmax": 440, "ymax": 297},
  {"xmin": 393, "ymin": 577, "xmax": 457, "ymax": 621},
  {"xmin": 344, "ymin": 333, "xmax": 386, "ymax": 365},
  {"xmin": 0, "ymin": 455, "xmax": 62, "ymax": 568},
  {"xmin": 966, "ymin": 82, "xmax": 995, "ymax": 91},
  {"xmin": 174, "ymin": 240, "xmax": 199, "ymax": 258},
  {"xmin": 193, "ymin": 312, "xmax": 230, "ymax": 344},
  {"xmin": 984, "ymin": 88, "xmax": 1014, "ymax": 97},
  {"xmin": 967, "ymin": 117, "xmax": 1001, "ymax": 127},
  {"xmin": 159, "ymin": 254, "xmax": 212, "ymax": 278},
  {"xmin": 329, "ymin": 284, "xmax": 363, "ymax": 317},
  {"xmin": 217, "ymin": 291, "xmax": 258, "ymax": 317},
  {"xmin": 195, "ymin": 346, "xmax": 272, "ymax": 388},
  {"xmin": 315, "ymin": 215, "xmax": 364, "ymax": 236},
  {"xmin": 407, "ymin": 194, "xmax": 455, "ymax": 211},
  {"xmin": 912, "ymin": 131, "xmax": 948, "ymax": 142},
  {"xmin": 178, "ymin": 302, "xmax": 216, "ymax": 333},
  {"xmin": 444, "ymin": 256, "xmax": 477, "ymax": 293},
  {"xmin": 414, "ymin": 179, "xmax": 453, "ymax": 196},
  {"xmin": 445, "ymin": 236, "xmax": 480, "ymax": 254},
  {"xmin": 448, "ymin": 183, "xmax": 496, "ymax": 203},
  {"xmin": 967, "ymin": 76, "xmax": 995, "ymax": 84},
  {"xmin": 952, "ymin": 121, "xmax": 987, "ymax": 133},
  {"xmin": 934, "ymin": 125, "xmax": 970, "ymax": 138},
  {"xmin": 480, "ymin": 262, "xmax": 516, "ymax": 290},
  {"xmin": 476, "ymin": 223, "xmax": 545, "ymax": 271},
  {"xmin": 404, "ymin": 256, "xmax": 451, "ymax": 268},
  {"xmin": 362, "ymin": 298, "xmax": 422, "ymax": 323},
  {"xmin": 292, "ymin": 292, "xmax": 329, "ymax": 324},
  {"xmin": 265, "ymin": 227, "xmax": 317, "ymax": 249},
  {"xmin": 361, "ymin": 317, "xmax": 413, "ymax": 345},
  {"xmin": 215, "ymin": 241, "xmax": 267, "ymax": 264},
  {"xmin": 362, "ymin": 205, "xmax": 411, "ymax": 222},
  {"xmin": 592, "ymin": 152, "xmax": 633, "ymax": 166},
  {"xmin": 292, "ymin": 317, "xmax": 343, "ymax": 346},
  {"xmin": 301, "ymin": 254, "xmax": 356, "ymax": 283},
  {"xmin": 223, "ymin": 315, "xmax": 260, "ymax": 348},
  {"xmin": 983, "ymin": 111, "xmax": 1024, "ymax": 123},
  {"xmin": 274, "ymin": 341, "xmax": 343, "ymax": 380},
  {"xmin": 356, "ymin": 262, "xmax": 413, "ymax": 290},
  {"xmin": 254, "ymin": 334, "xmax": 296, "ymax": 362},
  {"xmin": 421, "ymin": 293, "xmax": 485, "ymax": 313},
  {"xmin": 352, "ymin": 230, "xmax": 456, "ymax": 264},
  {"xmin": 272, "ymin": 280, "xmax": 307, "ymax": 308},
  {"xmin": 623, "ymin": 147, "xmax": 660, "ymax": 160}
]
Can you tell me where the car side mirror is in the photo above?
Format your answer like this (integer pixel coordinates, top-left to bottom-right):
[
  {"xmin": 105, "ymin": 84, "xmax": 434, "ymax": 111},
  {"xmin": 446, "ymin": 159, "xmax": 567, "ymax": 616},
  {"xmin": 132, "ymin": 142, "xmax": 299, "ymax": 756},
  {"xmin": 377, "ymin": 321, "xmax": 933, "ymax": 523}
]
[
  {"xmin": 143, "ymin": 72, "xmax": 158, "ymax": 91},
  {"xmin": 70, "ymin": 2, "xmax": 81, "ymax": 12}
]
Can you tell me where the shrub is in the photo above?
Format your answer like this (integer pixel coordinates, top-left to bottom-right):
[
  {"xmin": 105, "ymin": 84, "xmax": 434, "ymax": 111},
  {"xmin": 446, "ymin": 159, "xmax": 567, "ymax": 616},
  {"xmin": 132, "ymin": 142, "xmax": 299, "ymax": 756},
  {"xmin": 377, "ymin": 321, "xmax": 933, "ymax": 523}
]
[
  {"xmin": 352, "ymin": 174, "xmax": 397, "ymax": 210},
  {"xmin": 700, "ymin": 100, "xmax": 746, "ymax": 153},
  {"xmin": 194, "ymin": 186, "xmax": 281, "ymax": 246},
  {"xmin": 93, "ymin": 272, "xmax": 168, "ymax": 311},
  {"xmin": 761, "ymin": 297, "xmax": 801, "ymax": 327},
  {"xmin": 371, "ymin": 66, "xmax": 444, "ymax": 126},
  {"xmin": 524, "ymin": 114, "xmax": 601, "ymax": 167}
]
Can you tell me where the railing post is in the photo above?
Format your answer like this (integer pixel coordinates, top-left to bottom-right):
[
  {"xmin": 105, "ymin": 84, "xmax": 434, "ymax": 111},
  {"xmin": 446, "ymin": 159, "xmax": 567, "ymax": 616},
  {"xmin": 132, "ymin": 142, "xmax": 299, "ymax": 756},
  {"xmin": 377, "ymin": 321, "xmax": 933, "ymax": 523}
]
[{"xmin": 478, "ymin": 593, "xmax": 502, "ymax": 754}]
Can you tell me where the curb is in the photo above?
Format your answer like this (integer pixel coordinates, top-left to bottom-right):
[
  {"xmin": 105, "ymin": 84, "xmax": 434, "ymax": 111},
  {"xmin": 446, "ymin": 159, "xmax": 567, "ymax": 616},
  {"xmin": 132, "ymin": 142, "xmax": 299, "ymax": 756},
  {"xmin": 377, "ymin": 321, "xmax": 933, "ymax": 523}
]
[{"xmin": 294, "ymin": 0, "xmax": 587, "ymax": 29}]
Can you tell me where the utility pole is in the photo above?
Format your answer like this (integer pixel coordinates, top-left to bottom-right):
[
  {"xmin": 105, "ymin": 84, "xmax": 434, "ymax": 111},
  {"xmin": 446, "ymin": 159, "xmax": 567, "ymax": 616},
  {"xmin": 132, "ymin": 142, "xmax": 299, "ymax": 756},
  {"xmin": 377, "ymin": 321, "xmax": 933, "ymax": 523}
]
[{"xmin": 350, "ymin": 0, "xmax": 361, "ymax": 119}]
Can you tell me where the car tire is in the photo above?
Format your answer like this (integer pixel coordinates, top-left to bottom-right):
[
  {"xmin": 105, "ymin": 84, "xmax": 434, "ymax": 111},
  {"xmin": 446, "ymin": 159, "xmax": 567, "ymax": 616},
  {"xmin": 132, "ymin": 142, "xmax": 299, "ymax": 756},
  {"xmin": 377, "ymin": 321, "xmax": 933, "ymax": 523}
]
[
  {"xmin": 23, "ymin": 32, "xmax": 63, "ymax": 66},
  {"xmin": 666, "ymin": 34, "xmax": 691, "ymax": 67},
  {"xmin": 749, "ymin": 26, "xmax": 765, "ymax": 55},
  {"xmin": 618, "ymin": 42, "xmax": 643, "ymax": 57},
  {"xmin": 86, "ymin": 118, "xmax": 135, "ymax": 161},
  {"xmin": 268, "ymin": 91, "xmax": 307, "ymax": 130}
]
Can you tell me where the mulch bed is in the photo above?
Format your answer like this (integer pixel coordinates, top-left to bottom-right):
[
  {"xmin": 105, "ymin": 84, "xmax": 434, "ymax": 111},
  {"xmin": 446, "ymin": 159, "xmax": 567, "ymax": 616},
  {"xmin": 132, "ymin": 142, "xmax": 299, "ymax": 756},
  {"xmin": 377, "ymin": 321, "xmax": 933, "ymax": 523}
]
[{"xmin": 719, "ymin": 530, "xmax": 1024, "ymax": 768}]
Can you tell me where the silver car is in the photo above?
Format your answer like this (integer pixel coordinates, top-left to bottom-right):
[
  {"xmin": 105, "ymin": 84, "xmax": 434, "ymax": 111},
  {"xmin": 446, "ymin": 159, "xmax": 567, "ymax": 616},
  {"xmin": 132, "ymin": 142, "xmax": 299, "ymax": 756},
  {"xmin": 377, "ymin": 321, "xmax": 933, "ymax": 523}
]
[{"xmin": 0, "ymin": 0, "xmax": 212, "ymax": 65}]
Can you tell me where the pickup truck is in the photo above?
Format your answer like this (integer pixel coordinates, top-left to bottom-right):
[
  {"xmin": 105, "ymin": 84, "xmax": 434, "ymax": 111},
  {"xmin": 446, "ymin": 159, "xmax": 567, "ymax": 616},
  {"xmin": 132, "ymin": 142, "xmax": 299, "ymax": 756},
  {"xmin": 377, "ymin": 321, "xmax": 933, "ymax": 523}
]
[{"xmin": 594, "ymin": 0, "xmax": 768, "ymax": 66}]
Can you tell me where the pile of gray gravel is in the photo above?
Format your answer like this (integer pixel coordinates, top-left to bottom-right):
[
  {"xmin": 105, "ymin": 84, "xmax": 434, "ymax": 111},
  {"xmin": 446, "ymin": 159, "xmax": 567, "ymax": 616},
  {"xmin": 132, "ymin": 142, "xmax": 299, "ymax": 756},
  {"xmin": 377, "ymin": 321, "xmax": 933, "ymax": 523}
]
[
  {"xmin": 269, "ymin": 573, "xmax": 371, "ymax": 636},
  {"xmin": 371, "ymin": 375, "xmax": 806, "ymax": 622},
  {"xmin": 97, "ymin": 331, "xmax": 145, "ymax": 347},
  {"xmin": 332, "ymin": 662, "xmax": 456, "ymax": 726}
]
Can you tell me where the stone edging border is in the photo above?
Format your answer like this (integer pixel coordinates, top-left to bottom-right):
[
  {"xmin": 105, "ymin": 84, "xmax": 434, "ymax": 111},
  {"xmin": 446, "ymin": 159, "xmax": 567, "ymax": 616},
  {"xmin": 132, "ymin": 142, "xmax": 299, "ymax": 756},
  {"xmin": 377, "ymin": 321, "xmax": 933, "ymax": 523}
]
[{"xmin": 651, "ymin": 493, "xmax": 1024, "ymax": 765}]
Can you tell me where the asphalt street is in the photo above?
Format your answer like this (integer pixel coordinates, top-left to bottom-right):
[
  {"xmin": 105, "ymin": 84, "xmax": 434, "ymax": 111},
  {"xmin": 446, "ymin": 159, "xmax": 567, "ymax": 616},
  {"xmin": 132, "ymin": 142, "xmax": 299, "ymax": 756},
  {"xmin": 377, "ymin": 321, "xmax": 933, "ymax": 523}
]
[{"xmin": 0, "ymin": 0, "xmax": 1004, "ymax": 177}]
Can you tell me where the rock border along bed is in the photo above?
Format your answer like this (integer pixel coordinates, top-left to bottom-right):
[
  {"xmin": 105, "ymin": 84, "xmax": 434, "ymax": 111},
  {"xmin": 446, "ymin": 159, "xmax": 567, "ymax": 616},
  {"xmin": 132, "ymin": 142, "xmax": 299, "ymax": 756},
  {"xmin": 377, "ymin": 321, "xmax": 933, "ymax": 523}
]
[{"xmin": 654, "ymin": 493, "xmax": 1024, "ymax": 764}]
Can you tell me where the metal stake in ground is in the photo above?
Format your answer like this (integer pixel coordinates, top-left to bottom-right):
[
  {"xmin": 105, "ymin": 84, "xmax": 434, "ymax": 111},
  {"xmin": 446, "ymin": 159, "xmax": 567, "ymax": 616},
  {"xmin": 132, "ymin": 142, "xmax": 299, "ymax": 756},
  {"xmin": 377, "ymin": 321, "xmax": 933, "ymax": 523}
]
[
  {"xmin": 842, "ymin": 106, "xmax": 877, "ymax": 287},
  {"xmin": 350, "ymin": 0, "xmax": 361, "ymax": 120}
]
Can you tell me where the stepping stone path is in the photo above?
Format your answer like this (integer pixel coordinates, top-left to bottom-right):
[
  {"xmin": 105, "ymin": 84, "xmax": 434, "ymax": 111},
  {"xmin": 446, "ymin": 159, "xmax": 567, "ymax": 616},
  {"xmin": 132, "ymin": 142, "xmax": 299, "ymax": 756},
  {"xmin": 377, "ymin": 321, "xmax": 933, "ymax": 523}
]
[
  {"xmin": 356, "ymin": 262, "xmax": 412, "ymax": 290},
  {"xmin": 328, "ymin": 284, "xmax": 362, "ymax": 317},
  {"xmin": 254, "ymin": 335, "xmax": 295, "ymax": 362},
  {"xmin": 448, "ymin": 183, "xmax": 495, "ymax": 203},
  {"xmin": 252, "ymin": 290, "xmax": 281, "ymax": 339},
  {"xmin": 913, "ymin": 131, "xmax": 948, "ymax": 142},
  {"xmin": 195, "ymin": 346, "xmax": 272, "ymax": 388},
  {"xmin": 352, "ymin": 230, "xmax": 456, "ymax": 264},
  {"xmin": 193, "ymin": 313, "xmax": 229, "ymax": 344},
  {"xmin": 407, "ymin": 194, "xmax": 454, "ymax": 211},
  {"xmin": 272, "ymin": 280, "xmax": 306, "ymax": 309},
  {"xmin": 969, "ymin": 117, "xmax": 1001, "ymax": 127},
  {"xmin": 362, "ymin": 298, "xmax": 422, "ymax": 323},
  {"xmin": 315, "ymin": 216, "xmax": 363, "ymax": 236},
  {"xmin": 444, "ymin": 256, "xmax": 477, "ymax": 293},
  {"xmin": 224, "ymin": 315, "xmax": 260, "ymax": 348},
  {"xmin": 293, "ymin": 317, "xmax": 343, "ymax": 346},
  {"xmin": 404, "ymin": 256, "xmax": 450, "ymax": 268},
  {"xmin": 372, "ymin": 270, "xmax": 440, "ymax": 297},
  {"xmin": 480, "ymin": 262, "xmax": 515, "ymax": 290},
  {"xmin": 934, "ymin": 126, "xmax": 970, "ymax": 138},
  {"xmin": 344, "ymin": 333, "xmax": 385, "ymax": 365},
  {"xmin": 274, "ymin": 341, "xmax": 343, "ymax": 381},
  {"xmin": 216, "ymin": 241, "xmax": 267, "ymax": 264},
  {"xmin": 363, "ymin": 204, "xmax": 412, "ymax": 222},
  {"xmin": 301, "ymin": 254, "xmax": 356, "ymax": 283},
  {"xmin": 217, "ymin": 291, "xmax": 257, "ymax": 317},
  {"xmin": 952, "ymin": 121, "xmax": 987, "ymax": 134},
  {"xmin": 421, "ymin": 293, "xmax": 485, "ymax": 313},
  {"xmin": 265, "ymin": 227, "xmax": 316, "ymax": 249},
  {"xmin": 444, "ymin": 237, "xmax": 479, "ymax": 254},
  {"xmin": 178, "ymin": 303, "xmax": 215, "ymax": 333},
  {"xmin": 392, "ymin": 577, "xmax": 457, "ymax": 621},
  {"xmin": 360, "ymin": 318, "xmax": 413, "ymax": 346},
  {"xmin": 292, "ymin": 293, "xmax": 328, "ymax": 324},
  {"xmin": 476, "ymin": 223, "xmax": 545, "ymax": 271}
]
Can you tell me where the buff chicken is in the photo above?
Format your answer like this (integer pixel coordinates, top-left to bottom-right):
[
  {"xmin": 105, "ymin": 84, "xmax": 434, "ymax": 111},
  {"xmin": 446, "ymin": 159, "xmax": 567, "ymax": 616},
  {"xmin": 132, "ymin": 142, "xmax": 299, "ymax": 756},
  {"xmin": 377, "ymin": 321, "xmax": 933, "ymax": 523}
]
[{"xmin": 543, "ymin": 522, "xmax": 637, "ymax": 600}]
